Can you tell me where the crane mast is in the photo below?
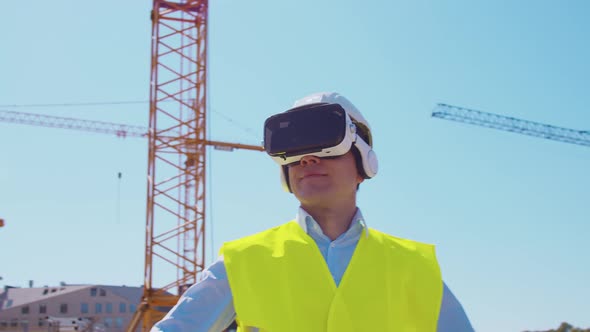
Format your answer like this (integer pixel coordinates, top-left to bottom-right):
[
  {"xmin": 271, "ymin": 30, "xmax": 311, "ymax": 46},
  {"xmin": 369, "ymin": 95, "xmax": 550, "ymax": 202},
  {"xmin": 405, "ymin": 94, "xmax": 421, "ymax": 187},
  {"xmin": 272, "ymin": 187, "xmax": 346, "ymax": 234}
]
[
  {"xmin": 129, "ymin": 1, "xmax": 210, "ymax": 331},
  {"xmin": 432, "ymin": 103, "xmax": 590, "ymax": 147}
]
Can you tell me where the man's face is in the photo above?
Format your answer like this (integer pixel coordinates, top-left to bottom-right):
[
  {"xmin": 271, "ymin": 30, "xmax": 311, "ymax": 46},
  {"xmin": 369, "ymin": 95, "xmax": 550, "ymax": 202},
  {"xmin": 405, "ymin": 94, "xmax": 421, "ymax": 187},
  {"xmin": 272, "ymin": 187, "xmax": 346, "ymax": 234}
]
[{"xmin": 287, "ymin": 150, "xmax": 364, "ymax": 208}]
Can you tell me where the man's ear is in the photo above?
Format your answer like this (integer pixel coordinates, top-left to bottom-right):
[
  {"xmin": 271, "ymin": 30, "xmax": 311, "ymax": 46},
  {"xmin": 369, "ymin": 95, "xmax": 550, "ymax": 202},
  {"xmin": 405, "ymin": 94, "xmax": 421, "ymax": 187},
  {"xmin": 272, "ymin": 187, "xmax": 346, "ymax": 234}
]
[{"xmin": 356, "ymin": 174, "xmax": 365, "ymax": 185}]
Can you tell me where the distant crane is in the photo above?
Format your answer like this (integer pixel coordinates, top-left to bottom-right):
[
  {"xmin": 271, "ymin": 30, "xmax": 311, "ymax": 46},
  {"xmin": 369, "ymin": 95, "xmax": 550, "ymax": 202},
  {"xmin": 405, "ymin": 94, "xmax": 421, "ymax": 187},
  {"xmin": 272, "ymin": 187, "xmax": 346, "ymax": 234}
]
[
  {"xmin": 432, "ymin": 103, "xmax": 590, "ymax": 147},
  {"xmin": 0, "ymin": 109, "xmax": 262, "ymax": 152},
  {"xmin": 0, "ymin": 110, "xmax": 147, "ymax": 138}
]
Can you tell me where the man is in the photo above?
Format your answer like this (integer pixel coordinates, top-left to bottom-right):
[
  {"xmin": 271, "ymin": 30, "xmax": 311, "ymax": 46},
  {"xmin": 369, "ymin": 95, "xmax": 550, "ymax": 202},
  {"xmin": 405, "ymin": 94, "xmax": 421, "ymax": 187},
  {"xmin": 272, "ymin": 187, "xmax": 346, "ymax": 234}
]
[{"xmin": 152, "ymin": 92, "xmax": 474, "ymax": 331}]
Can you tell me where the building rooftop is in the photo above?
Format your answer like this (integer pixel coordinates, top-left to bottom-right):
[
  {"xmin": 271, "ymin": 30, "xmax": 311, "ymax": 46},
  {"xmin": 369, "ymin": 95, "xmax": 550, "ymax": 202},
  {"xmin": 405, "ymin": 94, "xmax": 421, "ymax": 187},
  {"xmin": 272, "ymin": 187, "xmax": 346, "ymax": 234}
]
[{"xmin": 0, "ymin": 285, "xmax": 143, "ymax": 310}]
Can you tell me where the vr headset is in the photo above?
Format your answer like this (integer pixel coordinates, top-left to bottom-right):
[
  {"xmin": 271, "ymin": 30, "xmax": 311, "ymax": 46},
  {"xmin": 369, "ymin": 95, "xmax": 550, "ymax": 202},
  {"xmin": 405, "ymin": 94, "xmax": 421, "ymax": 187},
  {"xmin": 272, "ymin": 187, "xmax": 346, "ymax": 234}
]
[{"xmin": 263, "ymin": 102, "xmax": 378, "ymax": 181}]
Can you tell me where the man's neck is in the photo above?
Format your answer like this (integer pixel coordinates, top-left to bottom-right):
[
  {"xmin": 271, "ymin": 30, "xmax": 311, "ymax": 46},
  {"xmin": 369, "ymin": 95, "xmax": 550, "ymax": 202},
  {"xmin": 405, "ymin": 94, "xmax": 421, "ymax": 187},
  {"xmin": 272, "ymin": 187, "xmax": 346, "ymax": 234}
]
[{"xmin": 302, "ymin": 202, "xmax": 358, "ymax": 241}]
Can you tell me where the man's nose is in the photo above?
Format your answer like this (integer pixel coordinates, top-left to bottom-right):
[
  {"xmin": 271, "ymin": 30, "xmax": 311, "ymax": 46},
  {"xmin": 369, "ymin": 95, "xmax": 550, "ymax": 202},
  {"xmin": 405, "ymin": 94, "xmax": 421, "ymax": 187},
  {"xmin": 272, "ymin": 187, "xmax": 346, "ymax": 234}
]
[{"xmin": 299, "ymin": 155, "xmax": 321, "ymax": 166}]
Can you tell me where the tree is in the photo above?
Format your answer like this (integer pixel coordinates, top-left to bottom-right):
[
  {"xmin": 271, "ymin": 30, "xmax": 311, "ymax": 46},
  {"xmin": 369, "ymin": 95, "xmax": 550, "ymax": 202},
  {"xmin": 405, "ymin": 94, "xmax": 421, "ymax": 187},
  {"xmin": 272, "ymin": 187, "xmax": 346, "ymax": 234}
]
[{"xmin": 523, "ymin": 322, "xmax": 590, "ymax": 332}]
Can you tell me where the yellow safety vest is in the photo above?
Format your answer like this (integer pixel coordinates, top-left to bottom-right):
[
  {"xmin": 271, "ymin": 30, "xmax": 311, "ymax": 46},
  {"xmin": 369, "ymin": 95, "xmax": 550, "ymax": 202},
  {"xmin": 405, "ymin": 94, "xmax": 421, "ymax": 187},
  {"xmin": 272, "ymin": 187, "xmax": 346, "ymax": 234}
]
[{"xmin": 222, "ymin": 221, "xmax": 443, "ymax": 332}]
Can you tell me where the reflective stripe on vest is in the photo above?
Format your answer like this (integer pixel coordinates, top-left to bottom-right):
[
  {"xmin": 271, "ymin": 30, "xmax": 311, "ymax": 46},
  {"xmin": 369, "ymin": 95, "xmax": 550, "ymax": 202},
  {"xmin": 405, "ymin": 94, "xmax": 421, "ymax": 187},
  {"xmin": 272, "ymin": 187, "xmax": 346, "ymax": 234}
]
[{"xmin": 222, "ymin": 221, "xmax": 443, "ymax": 332}]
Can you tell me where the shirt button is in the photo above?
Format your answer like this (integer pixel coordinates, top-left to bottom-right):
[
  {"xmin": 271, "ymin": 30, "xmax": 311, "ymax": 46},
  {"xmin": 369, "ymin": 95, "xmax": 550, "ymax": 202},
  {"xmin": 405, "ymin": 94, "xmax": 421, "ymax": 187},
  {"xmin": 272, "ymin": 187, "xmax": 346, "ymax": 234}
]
[{"xmin": 330, "ymin": 243, "xmax": 335, "ymax": 247}]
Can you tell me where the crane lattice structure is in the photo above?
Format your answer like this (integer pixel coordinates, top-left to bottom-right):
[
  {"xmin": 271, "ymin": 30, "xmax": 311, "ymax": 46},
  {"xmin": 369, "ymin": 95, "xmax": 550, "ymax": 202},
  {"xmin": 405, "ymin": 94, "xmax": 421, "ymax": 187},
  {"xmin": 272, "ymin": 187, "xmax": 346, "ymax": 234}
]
[
  {"xmin": 432, "ymin": 103, "xmax": 590, "ymax": 147},
  {"xmin": 139, "ymin": 2, "xmax": 209, "ymax": 330},
  {"xmin": 0, "ymin": 110, "xmax": 148, "ymax": 138}
]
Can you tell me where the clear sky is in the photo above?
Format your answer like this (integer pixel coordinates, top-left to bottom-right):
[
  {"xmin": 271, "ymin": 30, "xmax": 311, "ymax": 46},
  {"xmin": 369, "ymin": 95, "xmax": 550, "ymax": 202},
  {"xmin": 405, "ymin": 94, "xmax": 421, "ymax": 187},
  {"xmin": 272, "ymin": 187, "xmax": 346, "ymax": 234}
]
[{"xmin": 1, "ymin": 1, "xmax": 589, "ymax": 331}]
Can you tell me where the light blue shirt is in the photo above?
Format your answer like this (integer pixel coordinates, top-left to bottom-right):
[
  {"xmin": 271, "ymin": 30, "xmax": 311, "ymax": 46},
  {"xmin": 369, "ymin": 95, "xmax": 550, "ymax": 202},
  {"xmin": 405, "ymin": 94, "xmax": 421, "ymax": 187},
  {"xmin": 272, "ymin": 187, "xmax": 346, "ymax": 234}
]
[{"xmin": 153, "ymin": 208, "xmax": 474, "ymax": 332}]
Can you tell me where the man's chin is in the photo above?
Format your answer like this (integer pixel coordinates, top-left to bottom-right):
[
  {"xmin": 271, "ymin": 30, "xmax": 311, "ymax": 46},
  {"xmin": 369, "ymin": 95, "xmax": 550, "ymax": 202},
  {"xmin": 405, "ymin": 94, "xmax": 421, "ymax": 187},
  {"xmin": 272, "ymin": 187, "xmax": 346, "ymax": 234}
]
[{"xmin": 294, "ymin": 190, "xmax": 336, "ymax": 205}]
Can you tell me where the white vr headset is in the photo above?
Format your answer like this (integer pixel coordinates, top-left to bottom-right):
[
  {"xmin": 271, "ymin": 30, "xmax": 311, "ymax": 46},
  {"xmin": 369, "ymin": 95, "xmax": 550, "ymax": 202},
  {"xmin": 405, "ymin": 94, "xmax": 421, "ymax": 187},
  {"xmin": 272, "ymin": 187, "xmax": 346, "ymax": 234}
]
[{"xmin": 263, "ymin": 102, "xmax": 378, "ymax": 192}]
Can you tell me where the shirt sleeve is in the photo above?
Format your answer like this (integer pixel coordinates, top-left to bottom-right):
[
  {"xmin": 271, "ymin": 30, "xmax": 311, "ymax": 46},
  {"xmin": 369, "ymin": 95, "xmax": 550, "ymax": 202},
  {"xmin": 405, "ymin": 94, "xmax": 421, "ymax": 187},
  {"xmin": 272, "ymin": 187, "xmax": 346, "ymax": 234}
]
[
  {"xmin": 150, "ymin": 256, "xmax": 236, "ymax": 332},
  {"xmin": 437, "ymin": 282, "xmax": 475, "ymax": 332}
]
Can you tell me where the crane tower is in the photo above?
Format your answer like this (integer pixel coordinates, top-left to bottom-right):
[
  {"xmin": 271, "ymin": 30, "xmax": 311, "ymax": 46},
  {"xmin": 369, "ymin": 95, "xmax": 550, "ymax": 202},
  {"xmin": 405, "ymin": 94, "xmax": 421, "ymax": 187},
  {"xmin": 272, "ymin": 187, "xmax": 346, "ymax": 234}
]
[{"xmin": 122, "ymin": 2, "xmax": 212, "ymax": 330}]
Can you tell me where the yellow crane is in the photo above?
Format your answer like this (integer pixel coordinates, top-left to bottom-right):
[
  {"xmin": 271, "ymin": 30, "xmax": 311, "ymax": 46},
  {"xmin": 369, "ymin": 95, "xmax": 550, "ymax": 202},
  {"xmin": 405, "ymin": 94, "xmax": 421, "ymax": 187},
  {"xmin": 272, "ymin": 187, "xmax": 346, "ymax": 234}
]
[
  {"xmin": 2, "ymin": 1, "xmax": 248, "ymax": 330},
  {"xmin": 137, "ymin": 2, "xmax": 231, "ymax": 329}
]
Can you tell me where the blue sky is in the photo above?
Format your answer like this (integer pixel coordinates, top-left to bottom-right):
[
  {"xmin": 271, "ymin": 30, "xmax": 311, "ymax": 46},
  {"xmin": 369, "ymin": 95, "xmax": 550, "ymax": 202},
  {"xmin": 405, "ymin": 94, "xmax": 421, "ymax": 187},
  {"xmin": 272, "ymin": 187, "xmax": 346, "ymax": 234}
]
[{"xmin": 1, "ymin": 1, "xmax": 589, "ymax": 331}]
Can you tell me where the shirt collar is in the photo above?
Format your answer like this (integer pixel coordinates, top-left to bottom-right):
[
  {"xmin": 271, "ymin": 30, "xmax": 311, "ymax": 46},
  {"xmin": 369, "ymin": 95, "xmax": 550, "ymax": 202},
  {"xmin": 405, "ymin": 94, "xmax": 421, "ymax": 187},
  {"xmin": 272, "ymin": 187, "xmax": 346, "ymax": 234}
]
[{"xmin": 296, "ymin": 207, "xmax": 368, "ymax": 238}]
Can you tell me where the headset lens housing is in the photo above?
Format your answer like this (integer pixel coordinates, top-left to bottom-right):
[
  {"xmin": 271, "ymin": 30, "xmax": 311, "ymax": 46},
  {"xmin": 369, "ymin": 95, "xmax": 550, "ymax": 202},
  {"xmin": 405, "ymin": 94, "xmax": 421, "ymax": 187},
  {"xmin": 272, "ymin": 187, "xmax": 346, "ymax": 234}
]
[{"xmin": 264, "ymin": 104, "xmax": 347, "ymax": 158}]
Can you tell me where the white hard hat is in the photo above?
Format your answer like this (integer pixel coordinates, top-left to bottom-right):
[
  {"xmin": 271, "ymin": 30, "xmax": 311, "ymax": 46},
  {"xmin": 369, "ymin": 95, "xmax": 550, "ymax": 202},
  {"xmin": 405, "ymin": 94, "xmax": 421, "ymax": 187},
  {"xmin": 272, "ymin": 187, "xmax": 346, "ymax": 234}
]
[{"xmin": 278, "ymin": 92, "xmax": 378, "ymax": 192}]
